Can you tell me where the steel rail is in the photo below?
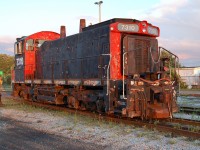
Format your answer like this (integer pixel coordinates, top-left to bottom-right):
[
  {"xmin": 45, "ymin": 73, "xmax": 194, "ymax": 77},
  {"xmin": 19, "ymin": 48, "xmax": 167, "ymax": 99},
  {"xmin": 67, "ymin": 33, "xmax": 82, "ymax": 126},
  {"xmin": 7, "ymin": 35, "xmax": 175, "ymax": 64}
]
[{"xmin": 170, "ymin": 118, "xmax": 200, "ymax": 126}]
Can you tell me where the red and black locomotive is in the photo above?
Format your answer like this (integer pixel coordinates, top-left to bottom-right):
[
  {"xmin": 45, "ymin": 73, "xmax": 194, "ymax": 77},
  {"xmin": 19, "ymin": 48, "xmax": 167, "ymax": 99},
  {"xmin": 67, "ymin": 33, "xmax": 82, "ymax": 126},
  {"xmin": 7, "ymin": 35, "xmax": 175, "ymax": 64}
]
[{"xmin": 12, "ymin": 18, "xmax": 179, "ymax": 119}]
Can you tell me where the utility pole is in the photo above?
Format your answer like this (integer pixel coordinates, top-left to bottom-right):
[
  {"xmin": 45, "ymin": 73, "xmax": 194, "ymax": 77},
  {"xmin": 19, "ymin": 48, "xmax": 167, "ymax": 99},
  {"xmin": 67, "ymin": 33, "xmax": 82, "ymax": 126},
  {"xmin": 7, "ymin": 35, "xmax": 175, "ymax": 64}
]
[{"xmin": 94, "ymin": 1, "xmax": 103, "ymax": 23}]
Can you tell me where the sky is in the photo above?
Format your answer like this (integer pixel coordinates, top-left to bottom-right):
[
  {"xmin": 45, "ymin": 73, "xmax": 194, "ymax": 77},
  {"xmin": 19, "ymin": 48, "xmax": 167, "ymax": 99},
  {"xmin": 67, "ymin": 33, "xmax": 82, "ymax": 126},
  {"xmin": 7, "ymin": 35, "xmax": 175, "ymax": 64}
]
[{"xmin": 0, "ymin": 0, "xmax": 199, "ymax": 67}]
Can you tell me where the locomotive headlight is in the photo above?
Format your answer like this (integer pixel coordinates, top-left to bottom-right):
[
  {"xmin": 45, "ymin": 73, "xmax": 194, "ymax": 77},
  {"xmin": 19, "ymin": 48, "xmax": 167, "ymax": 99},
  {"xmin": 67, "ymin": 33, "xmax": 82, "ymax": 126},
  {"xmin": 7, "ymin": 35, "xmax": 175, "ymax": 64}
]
[
  {"xmin": 152, "ymin": 82, "xmax": 159, "ymax": 86},
  {"xmin": 138, "ymin": 81, "xmax": 144, "ymax": 86},
  {"xmin": 142, "ymin": 28, "xmax": 146, "ymax": 33},
  {"xmin": 147, "ymin": 26, "xmax": 159, "ymax": 36},
  {"xmin": 130, "ymin": 81, "xmax": 136, "ymax": 85},
  {"xmin": 164, "ymin": 81, "xmax": 171, "ymax": 85}
]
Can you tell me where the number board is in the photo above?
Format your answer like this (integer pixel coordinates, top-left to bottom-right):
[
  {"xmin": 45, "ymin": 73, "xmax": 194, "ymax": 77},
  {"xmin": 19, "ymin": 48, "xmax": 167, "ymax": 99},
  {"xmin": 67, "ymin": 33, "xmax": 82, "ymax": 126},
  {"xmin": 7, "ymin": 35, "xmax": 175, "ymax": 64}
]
[
  {"xmin": 117, "ymin": 23, "xmax": 139, "ymax": 32},
  {"xmin": 147, "ymin": 26, "xmax": 158, "ymax": 36},
  {"xmin": 16, "ymin": 57, "xmax": 23, "ymax": 66}
]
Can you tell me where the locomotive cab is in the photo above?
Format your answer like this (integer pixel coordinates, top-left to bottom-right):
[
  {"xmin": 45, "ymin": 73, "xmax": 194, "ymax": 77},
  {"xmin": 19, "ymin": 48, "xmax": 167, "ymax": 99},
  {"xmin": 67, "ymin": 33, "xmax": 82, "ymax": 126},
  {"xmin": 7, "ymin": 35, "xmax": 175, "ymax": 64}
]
[{"xmin": 12, "ymin": 31, "xmax": 60, "ymax": 97}]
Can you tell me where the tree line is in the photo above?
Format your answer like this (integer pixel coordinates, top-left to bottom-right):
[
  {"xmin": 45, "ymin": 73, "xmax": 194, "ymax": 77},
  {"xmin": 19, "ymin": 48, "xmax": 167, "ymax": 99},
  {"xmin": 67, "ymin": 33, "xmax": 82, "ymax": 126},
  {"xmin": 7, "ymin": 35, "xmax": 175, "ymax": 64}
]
[{"xmin": 0, "ymin": 54, "xmax": 14, "ymax": 84}]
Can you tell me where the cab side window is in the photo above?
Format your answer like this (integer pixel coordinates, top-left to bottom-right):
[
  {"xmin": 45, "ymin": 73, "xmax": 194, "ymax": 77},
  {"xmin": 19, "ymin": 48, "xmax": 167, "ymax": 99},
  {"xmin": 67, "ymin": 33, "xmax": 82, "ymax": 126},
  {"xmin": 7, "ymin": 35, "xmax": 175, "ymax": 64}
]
[
  {"xmin": 34, "ymin": 39, "xmax": 45, "ymax": 50},
  {"xmin": 14, "ymin": 41, "xmax": 23, "ymax": 54},
  {"xmin": 26, "ymin": 39, "xmax": 34, "ymax": 51}
]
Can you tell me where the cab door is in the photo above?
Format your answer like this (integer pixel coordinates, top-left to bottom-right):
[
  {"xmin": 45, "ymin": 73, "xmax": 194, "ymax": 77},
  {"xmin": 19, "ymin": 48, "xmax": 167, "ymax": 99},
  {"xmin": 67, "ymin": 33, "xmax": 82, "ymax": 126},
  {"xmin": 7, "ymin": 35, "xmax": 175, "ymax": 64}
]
[
  {"xmin": 123, "ymin": 35, "xmax": 158, "ymax": 75},
  {"xmin": 14, "ymin": 41, "xmax": 24, "ymax": 82}
]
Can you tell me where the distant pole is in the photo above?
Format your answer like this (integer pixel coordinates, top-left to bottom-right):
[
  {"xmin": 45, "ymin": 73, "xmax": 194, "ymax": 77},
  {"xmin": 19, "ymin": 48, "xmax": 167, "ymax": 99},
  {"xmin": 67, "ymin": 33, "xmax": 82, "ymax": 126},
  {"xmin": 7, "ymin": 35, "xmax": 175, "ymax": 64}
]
[{"xmin": 94, "ymin": 1, "xmax": 103, "ymax": 23}]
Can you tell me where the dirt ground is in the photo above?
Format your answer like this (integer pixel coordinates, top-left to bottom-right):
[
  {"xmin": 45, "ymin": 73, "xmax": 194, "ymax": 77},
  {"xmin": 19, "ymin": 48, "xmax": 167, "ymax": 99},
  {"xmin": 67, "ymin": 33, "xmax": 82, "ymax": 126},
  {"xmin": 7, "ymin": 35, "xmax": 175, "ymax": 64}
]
[{"xmin": 0, "ymin": 117, "xmax": 104, "ymax": 150}]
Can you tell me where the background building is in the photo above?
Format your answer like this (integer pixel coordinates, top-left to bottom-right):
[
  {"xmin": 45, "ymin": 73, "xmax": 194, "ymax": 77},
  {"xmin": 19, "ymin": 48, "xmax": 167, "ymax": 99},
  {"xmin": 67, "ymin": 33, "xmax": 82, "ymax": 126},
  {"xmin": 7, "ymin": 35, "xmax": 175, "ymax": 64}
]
[{"xmin": 179, "ymin": 67, "xmax": 200, "ymax": 89}]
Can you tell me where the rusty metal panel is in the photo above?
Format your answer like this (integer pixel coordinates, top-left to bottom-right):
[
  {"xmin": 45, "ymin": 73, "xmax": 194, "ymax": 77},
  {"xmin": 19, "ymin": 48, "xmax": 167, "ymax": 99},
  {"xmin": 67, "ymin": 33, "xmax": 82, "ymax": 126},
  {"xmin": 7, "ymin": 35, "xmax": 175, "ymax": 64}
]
[
  {"xmin": 15, "ymin": 55, "xmax": 24, "ymax": 82},
  {"xmin": 123, "ymin": 35, "xmax": 159, "ymax": 75},
  {"xmin": 37, "ymin": 24, "xmax": 110, "ymax": 82}
]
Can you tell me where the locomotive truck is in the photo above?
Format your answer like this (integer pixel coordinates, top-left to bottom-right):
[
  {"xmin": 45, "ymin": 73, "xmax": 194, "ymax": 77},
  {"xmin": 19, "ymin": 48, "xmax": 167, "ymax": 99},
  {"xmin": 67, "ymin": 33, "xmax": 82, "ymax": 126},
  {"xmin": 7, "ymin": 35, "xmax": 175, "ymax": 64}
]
[{"xmin": 12, "ymin": 18, "xmax": 179, "ymax": 119}]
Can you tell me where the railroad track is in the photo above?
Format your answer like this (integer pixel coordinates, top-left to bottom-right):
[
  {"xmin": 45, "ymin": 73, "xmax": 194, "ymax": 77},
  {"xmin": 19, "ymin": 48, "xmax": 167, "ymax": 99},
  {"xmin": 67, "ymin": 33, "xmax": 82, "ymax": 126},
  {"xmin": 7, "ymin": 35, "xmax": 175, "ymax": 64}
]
[
  {"xmin": 9, "ymin": 98, "xmax": 200, "ymax": 140},
  {"xmin": 179, "ymin": 106, "xmax": 200, "ymax": 115},
  {"xmin": 170, "ymin": 118, "xmax": 200, "ymax": 126}
]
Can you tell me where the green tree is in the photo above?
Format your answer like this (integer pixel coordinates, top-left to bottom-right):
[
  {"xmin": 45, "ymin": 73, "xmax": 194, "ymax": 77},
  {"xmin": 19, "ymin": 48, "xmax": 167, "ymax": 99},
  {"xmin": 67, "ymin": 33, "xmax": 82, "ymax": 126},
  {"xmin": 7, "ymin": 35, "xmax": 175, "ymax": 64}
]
[
  {"xmin": 0, "ymin": 54, "xmax": 14, "ymax": 84},
  {"xmin": 160, "ymin": 50, "xmax": 186, "ymax": 88}
]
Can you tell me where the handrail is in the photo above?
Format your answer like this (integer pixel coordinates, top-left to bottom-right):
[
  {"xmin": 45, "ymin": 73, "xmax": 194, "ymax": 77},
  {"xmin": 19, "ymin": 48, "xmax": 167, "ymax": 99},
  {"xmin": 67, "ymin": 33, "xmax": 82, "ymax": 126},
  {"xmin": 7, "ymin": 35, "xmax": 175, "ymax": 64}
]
[
  {"xmin": 101, "ymin": 54, "xmax": 111, "ymax": 95},
  {"xmin": 159, "ymin": 47, "xmax": 180, "ymax": 94},
  {"xmin": 123, "ymin": 52, "xmax": 128, "ymax": 99},
  {"xmin": 149, "ymin": 47, "xmax": 161, "ymax": 64},
  {"xmin": 101, "ymin": 53, "xmax": 111, "ymax": 112}
]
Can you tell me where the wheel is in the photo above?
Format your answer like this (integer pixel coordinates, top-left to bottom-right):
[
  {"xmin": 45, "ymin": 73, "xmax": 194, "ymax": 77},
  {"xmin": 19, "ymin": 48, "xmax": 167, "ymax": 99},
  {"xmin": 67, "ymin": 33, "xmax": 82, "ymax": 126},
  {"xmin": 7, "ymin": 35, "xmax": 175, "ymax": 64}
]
[
  {"xmin": 96, "ymin": 99, "xmax": 105, "ymax": 113},
  {"xmin": 63, "ymin": 96, "xmax": 68, "ymax": 106},
  {"xmin": 68, "ymin": 96, "xmax": 79, "ymax": 109}
]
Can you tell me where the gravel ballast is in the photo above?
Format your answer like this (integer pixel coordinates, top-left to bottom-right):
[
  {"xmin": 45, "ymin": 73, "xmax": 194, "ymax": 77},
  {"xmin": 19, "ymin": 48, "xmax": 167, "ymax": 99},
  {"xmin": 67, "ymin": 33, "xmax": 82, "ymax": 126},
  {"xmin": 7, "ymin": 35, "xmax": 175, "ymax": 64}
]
[{"xmin": 0, "ymin": 95, "xmax": 200, "ymax": 149}]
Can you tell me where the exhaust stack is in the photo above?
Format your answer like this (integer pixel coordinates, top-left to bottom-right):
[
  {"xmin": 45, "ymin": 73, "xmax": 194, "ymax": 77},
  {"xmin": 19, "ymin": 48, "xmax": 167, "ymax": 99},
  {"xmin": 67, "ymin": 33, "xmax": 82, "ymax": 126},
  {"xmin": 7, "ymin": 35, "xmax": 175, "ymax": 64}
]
[
  {"xmin": 60, "ymin": 26, "xmax": 66, "ymax": 38},
  {"xmin": 79, "ymin": 19, "xmax": 86, "ymax": 33}
]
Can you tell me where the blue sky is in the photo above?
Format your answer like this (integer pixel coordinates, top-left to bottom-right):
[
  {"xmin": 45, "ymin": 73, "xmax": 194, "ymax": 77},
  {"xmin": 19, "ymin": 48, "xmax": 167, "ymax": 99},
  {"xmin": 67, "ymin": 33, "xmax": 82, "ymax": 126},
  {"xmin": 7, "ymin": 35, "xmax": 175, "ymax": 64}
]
[{"xmin": 0, "ymin": 0, "xmax": 199, "ymax": 66}]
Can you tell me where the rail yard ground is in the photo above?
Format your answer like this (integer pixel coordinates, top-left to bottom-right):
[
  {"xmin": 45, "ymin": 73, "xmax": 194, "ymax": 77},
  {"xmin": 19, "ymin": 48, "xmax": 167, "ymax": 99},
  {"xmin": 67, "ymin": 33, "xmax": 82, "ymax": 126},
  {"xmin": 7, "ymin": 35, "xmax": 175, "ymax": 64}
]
[
  {"xmin": 0, "ymin": 117, "xmax": 103, "ymax": 150},
  {"xmin": 0, "ymin": 91, "xmax": 200, "ymax": 150},
  {"xmin": 179, "ymin": 90, "xmax": 200, "ymax": 97}
]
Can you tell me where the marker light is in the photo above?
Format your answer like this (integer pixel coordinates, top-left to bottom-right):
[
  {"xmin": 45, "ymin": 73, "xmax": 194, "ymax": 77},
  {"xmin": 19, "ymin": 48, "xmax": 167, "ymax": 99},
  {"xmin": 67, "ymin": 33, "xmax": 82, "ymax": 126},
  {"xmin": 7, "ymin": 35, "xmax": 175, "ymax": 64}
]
[{"xmin": 142, "ymin": 28, "xmax": 146, "ymax": 33}]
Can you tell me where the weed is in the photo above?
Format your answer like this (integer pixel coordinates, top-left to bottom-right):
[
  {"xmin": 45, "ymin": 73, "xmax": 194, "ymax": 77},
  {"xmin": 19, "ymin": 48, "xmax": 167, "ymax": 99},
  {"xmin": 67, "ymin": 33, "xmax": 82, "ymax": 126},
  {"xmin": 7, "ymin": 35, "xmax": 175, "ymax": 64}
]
[
  {"xmin": 173, "ymin": 123, "xmax": 181, "ymax": 130},
  {"xmin": 123, "ymin": 127, "xmax": 133, "ymax": 134},
  {"xmin": 167, "ymin": 138, "xmax": 177, "ymax": 145},
  {"xmin": 67, "ymin": 126, "xmax": 74, "ymax": 130},
  {"xmin": 108, "ymin": 121, "xmax": 115, "ymax": 128},
  {"xmin": 189, "ymin": 126, "xmax": 200, "ymax": 132},
  {"xmin": 193, "ymin": 140, "xmax": 200, "ymax": 146},
  {"xmin": 147, "ymin": 133, "xmax": 161, "ymax": 140},
  {"xmin": 136, "ymin": 132, "xmax": 148, "ymax": 138},
  {"xmin": 153, "ymin": 120, "xmax": 160, "ymax": 125},
  {"xmin": 164, "ymin": 132, "xmax": 172, "ymax": 138}
]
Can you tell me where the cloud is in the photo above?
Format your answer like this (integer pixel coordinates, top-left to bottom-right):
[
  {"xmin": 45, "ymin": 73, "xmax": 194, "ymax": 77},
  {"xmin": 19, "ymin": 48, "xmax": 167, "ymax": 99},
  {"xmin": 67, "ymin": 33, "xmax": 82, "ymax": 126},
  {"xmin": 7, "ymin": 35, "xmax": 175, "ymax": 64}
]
[
  {"xmin": 129, "ymin": 0, "xmax": 187, "ymax": 21},
  {"xmin": 0, "ymin": 36, "xmax": 15, "ymax": 55},
  {"xmin": 128, "ymin": 0, "xmax": 200, "ymax": 67},
  {"xmin": 159, "ymin": 37, "xmax": 200, "ymax": 66},
  {"xmin": 0, "ymin": 36, "xmax": 15, "ymax": 44},
  {"xmin": 149, "ymin": 0, "xmax": 187, "ymax": 18}
]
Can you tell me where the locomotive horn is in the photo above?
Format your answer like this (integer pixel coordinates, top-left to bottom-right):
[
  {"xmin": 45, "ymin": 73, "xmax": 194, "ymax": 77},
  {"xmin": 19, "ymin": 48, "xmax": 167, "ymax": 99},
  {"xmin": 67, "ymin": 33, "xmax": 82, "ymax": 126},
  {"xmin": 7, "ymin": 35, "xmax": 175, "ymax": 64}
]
[
  {"xmin": 60, "ymin": 26, "xmax": 66, "ymax": 38},
  {"xmin": 79, "ymin": 19, "xmax": 86, "ymax": 33}
]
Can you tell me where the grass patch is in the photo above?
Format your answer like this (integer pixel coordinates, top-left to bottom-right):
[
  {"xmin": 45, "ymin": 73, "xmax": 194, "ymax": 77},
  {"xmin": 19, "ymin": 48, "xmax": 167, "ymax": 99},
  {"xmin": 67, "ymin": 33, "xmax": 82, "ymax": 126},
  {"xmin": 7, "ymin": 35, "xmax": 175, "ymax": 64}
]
[
  {"xmin": 173, "ymin": 123, "xmax": 181, "ymax": 130},
  {"xmin": 146, "ymin": 131, "xmax": 161, "ymax": 140},
  {"xmin": 136, "ymin": 131, "xmax": 149, "ymax": 138},
  {"xmin": 193, "ymin": 140, "xmax": 200, "ymax": 146},
  {"xmin": 167, "ymin": 138, "xmax": 177, "ymax": 144},
  {"xmin": 164, "ymin": 132, "xmax": 172, "ymax": 138},
  {"xmin": 2, "ymin": 97, "xmax": 68, "ymax": 115},
  {"xmin": 188, "ymin": 125, "xmax": 200, "ymax": 132}
]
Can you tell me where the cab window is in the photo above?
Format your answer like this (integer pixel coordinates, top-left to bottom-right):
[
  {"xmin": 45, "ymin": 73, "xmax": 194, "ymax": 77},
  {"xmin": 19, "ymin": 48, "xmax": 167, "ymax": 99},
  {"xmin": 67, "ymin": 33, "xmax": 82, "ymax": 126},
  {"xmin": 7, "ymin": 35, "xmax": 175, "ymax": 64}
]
[
  {"xmin": 34, "ymin": 39, "xmax": 45, "ymax": 50},
  {"xmin": 26, "ymin": 39, "xmax": 34, "ymax": 51},
  {"xmin": 14, "ymin": 41, "xmax": 23, "ymax": 54}
]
